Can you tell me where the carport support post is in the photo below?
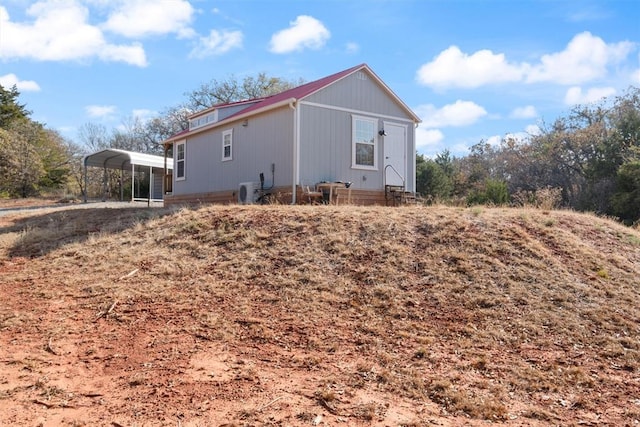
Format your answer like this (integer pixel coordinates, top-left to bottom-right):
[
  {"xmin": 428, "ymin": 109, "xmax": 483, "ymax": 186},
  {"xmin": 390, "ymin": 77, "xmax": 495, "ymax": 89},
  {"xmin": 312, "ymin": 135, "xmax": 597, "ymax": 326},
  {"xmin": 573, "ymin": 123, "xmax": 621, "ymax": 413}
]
[
  {"xmin": 83, "ymin": 161, "xmax": 87, "ymax": 203},
  {"xmin": 131, "ymin": 164, "xmax": 135, "ymax": 202},
  {"xmin": 102, "ymin": 166, "xmax": 108, "ymax": 202},
  {"xmin": 120, "ymin": 169, "xmax": 124, "ymax": 201}
]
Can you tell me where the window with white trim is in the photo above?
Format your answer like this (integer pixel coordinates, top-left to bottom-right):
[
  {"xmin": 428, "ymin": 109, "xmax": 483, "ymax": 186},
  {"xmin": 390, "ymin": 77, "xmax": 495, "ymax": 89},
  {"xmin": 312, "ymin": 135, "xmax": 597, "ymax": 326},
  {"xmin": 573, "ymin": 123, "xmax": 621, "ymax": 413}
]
[
  {"xmin": 222, "ymin": 129, "xmax": 233, "ymax": 161},
  {"xmin": 189, "ymin": 110, "xmax": 218, "ymax": 130},
  {"xmin": 175, "ymin": 141, "xmax": 186, "ymax": 180},
  {"xmin": 352, "ymin": 115, "xmax": 377, "ymax": 169}
]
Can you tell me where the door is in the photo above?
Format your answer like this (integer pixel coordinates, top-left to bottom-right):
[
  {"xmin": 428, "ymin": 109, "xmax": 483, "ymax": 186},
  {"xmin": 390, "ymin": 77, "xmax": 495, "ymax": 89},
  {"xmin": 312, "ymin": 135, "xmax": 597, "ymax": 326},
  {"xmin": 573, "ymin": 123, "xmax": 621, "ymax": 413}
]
[{"xmin": 383, "ymin": 122, "xmax": 406, "ymax": 187}]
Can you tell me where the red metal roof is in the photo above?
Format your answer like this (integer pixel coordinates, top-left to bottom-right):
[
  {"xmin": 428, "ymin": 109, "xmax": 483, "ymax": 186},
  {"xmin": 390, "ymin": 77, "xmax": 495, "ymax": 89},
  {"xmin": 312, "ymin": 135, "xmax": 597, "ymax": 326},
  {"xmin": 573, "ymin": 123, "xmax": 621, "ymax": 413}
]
[
  {"xmin": 189, "ymin": 98, "xmax": 266, "ymax": 118},
  {"xmin": 221, "ymin": 63, "xmax": 367, "ymax": 121},
  {"xmin": 165, "ymin": 63, "xmax": 419, "ymax": 142}
]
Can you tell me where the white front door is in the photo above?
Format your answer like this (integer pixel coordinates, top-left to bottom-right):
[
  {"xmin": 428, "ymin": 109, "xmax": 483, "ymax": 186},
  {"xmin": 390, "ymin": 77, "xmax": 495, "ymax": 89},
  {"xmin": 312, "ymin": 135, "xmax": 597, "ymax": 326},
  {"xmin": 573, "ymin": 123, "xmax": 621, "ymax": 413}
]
[{"xmin": 383, "ymin": 122, "xmax": 406, "ymax": 187}]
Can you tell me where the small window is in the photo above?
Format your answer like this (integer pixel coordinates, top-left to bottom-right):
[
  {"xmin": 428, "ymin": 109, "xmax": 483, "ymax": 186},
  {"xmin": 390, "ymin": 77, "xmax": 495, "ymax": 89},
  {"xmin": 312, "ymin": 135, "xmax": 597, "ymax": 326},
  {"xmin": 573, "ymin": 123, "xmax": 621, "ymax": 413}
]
[
  {"xmin": 352, "ymin": 115, "xmax": 377, "ymax": 169},
  {"xmin": 222, "ymin": 129, "xmax": 233, "ymax": 161},
  {"xmin": 175, "ymin": 141, "xmax": 186, "ymax": 180},
  {"xmin": 189, "ymin": 111, "xmax": 218, "ymax": 130}
]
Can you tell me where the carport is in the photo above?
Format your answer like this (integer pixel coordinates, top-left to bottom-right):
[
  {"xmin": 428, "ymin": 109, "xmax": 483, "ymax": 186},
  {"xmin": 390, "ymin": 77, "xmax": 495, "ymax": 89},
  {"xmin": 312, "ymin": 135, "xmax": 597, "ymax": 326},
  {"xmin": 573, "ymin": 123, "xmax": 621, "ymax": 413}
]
[{"xmin": 82, "ymin": 149, "xmax": 172, "ymax": 203}]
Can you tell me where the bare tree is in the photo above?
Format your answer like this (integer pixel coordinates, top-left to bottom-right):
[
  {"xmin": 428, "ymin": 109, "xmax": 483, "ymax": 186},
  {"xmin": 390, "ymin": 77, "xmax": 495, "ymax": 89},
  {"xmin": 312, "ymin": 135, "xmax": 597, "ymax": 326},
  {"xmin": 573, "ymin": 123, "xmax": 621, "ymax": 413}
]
[
  {"xmin": 77, "ymin": 122, "xmax": 109, "ymax": 152},
  {"xmin": 186, "ymin": 73, "xmax": 303, "ymax": 110}
]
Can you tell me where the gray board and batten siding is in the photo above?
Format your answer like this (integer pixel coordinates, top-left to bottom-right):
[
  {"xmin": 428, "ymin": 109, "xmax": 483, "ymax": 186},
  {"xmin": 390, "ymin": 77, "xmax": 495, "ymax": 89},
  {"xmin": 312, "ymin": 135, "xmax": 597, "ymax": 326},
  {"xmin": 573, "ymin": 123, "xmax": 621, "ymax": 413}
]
[
  {"xmin": 218, "ymin": 101, "xmax": 261, "ymax": 121},
  {"xmin": 171, "ymin": 106, "xmax": 294, "ymax": 196},
  {"xmin": 299, "ymin": 69, "xmax": 416, "ymax": 192},
  {"xmin": 165, "ymin": 64, "xmax": 419, "ymax": 205}
]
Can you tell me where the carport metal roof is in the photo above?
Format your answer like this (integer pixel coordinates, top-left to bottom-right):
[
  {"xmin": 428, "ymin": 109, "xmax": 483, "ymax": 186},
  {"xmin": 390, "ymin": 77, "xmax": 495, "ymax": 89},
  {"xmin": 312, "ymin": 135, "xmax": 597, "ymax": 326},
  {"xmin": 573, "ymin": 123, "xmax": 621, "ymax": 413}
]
[
  {"xmin": 82, "ymin": 148, "xmax": 172, "ymax": 203},
  {"xmin": 83, "ymin": 148, "xmax": 171, "ymax": 171}
]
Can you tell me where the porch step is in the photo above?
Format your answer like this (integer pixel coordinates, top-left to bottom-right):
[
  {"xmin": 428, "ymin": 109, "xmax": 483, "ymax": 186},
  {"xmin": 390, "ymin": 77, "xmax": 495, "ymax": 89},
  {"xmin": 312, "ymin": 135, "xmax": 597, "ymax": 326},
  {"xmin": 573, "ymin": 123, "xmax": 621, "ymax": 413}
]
[{"xmin": 385, "ymin": 185, "xmax": 417, "ymax": 206}]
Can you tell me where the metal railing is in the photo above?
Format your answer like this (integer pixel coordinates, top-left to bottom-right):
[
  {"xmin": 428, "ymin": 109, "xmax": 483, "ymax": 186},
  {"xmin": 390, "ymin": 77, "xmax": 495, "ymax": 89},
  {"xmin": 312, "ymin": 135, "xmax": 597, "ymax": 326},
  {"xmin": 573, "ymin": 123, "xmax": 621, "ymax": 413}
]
[{"xmin": 384, "ymin": 164, "xmax": 405, "ymax": 190}]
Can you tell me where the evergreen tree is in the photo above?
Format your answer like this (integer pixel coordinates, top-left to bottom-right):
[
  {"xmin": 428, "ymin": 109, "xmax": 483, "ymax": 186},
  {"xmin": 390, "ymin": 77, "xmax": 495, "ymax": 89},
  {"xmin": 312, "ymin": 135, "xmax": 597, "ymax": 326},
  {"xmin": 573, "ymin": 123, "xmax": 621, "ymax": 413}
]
[
  {"xmin": 611, "ymin": 161, "xmax": 640, "ymax": 224},
  {"xmin": 0, "ymin": 84, "xmax": 31, "ymax": 129},
  {"xmin": 416, "ymin": 153, "xmax": 453, "ymax": 201},
  {"xmin": 0, "ymin": 84, "xmax": 72, "ymax": 197}
]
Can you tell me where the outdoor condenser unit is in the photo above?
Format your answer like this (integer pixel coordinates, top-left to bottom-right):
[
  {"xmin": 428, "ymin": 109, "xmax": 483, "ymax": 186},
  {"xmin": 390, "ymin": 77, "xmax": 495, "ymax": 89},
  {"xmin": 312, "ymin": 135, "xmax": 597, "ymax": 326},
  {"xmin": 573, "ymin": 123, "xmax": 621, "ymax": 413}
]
[{"xmin": 238, "ymin": 182, "xmax": 260, "ymax": 204}]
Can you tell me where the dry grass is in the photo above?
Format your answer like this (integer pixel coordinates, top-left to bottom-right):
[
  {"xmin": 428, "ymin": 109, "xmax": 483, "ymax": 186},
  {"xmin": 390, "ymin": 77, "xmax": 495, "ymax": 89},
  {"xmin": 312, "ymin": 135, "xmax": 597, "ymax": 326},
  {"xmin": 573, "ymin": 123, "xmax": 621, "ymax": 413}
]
[{"xmin": 1, "ymin": 203, "xmax": 639, "ymax": 426}]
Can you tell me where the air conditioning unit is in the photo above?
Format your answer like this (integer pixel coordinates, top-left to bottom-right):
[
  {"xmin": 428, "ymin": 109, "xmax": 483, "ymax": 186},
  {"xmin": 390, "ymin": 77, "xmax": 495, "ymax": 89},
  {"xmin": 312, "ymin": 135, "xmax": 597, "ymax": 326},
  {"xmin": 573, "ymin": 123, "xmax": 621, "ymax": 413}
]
[{"xmin": 238, "ymin": 182, "xmax": 260, "ymax": 204}]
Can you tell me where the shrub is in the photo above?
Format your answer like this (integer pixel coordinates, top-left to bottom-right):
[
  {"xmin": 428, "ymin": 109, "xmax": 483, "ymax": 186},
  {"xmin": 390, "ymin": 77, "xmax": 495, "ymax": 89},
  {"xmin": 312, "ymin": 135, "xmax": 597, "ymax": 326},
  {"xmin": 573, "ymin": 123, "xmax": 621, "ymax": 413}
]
[
  {"xmin": 467, "ymin": 179, "xmax": 509, "ymax": 206},
  {"xmin": 512, "ymin": 187, "xmax": 563, "ymax": 210}
]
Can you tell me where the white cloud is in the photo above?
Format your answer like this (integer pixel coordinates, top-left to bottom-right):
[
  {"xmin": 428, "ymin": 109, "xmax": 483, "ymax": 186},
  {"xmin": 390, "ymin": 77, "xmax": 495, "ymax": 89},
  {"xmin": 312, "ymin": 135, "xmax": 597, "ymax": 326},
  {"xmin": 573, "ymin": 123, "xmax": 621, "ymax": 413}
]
[
  {"xmin": 564, "ymin": 86, "xmax": 617, "ymax": 105},
  {"xmin": 527, "ymin": 32, "xmax": 634, "ymax": 84},
  {"xmin": 269, "ymin": 15, "xmax": 330, "ymax": 54},
  {"xmin": 632, "ymin": 55, "xmax": 640, "ymax": 84},
  {"xmin": 525, "ymin": 124, "xmax": 541, "ymax": 136},
  {"xmin": 504, "ymin": 132, "xmax": 530, "ymax": 144},
  {"xmin": 450, "ymin": 142, "xmax": 471, "ymax": 156},
  {"xmin": 345, "ymin": 42, "xmax": 359, "ymax": 54},
  {"xmin": 416, "ymin": 32, "xmax": 635, "ymax": 89},
  {"xmin": 132, "ymin": 109, "xmax": 156, "ymax": 122},
  {"xmin": 0, "ymin": 1, "xmax": 147, "ymax": 66},
  {"xmin": 416, "ymin": 46, "xmax": 526, "ymax": 89},
  {"xmin": 210, "ymin": 6, "xmax": 243, "ymax": 27},
  {"xmin": 102, "ymin": 0, "xmax": 195, "ymax": 39},
  {"xmin": 415, "ymin": 127, "xmax": 444, "ymax": 149},
  {"xmin": 414, "ymin": 101, "xmax": 487, "ymax": 154},
  {"xmin": 84, "ymin": 0, "xmax": 112, "ymax": 7},
  {"xmin": 510, "ymin": 105, "xmax": 538, "ymax": 119},
  {"xmin": 189, "ymin": 29, "xmax": 243, "ymax": 59},
  {"xmin": 567, "ymin": 6, "xmax": 611, "ymax": 23},
  {"xmin": 0, "ymin": 73, "xmax": 41, "ymax": 91},
  {"xmin": 86, "ymin": 105, "xmax": 117, "ymax": 119},
  {"xmin": 100, "ymin": 43, "xmax": 147, "ymax": 66},
  {"xmin": 415, "ymin": 100, "xmax": 488, "ymax": 128},
  {"xmin": 486, "ymin": 135, "xmax": 502, "ymax": 146}
]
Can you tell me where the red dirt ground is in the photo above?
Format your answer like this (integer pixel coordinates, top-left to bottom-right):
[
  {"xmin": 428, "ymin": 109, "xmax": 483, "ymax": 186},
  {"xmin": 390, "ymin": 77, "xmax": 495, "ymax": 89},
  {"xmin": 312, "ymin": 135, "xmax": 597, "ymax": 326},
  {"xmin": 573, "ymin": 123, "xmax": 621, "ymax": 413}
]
[{"xmin": 1, "ymin": 202, "xmax": 639, "ymax": 426}]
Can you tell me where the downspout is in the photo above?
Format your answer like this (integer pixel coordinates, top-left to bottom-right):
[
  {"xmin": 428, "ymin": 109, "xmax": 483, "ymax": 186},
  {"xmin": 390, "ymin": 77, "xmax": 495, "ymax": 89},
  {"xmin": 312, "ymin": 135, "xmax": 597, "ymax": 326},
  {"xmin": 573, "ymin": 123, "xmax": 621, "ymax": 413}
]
[
  {"xmin": 290, "ymin": 100, "xmax": 298, "ymax": 204},
  {"xmin": 163, "ymin": 144, "xmax": 167, "ymax": 195},
  {"xmin": 412, "ymin": 122, "xmax": 418, "ymax": 193}
]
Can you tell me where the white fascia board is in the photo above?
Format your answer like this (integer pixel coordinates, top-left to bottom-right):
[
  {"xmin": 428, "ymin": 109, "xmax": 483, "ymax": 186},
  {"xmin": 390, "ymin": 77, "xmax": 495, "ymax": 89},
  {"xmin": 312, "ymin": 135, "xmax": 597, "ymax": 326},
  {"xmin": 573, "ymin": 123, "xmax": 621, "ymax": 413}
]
[
  {"xmin": 164, "ymin": 97, "xmax": 297, "ymax": 143},
  {"xmin": 358, "ymin": 66, "xmax": 422, "ymax": 123}
]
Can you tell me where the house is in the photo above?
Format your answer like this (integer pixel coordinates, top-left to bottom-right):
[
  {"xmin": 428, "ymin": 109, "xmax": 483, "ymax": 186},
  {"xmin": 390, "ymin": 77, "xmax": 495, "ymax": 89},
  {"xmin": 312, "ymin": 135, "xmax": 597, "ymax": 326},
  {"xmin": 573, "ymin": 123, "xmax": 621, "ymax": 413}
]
[{"xmin": 162, "ymin": 63, "xmax": 421, "ymax": 206}]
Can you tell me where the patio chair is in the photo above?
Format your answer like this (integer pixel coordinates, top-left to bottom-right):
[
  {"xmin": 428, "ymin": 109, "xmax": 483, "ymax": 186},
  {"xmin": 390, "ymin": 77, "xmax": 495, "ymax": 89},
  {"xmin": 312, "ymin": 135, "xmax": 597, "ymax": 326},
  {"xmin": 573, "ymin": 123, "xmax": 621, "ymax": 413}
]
[{"xmin": 302, "ymin": 184, "xmax": 323, "ymax": 204}]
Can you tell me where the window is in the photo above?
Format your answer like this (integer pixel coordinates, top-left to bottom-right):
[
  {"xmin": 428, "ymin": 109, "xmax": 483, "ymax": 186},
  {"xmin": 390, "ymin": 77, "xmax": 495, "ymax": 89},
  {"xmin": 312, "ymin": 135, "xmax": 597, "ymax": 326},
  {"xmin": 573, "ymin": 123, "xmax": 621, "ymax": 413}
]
[
  {"xmin": 189, "ymin": 111, "xmax": 218, "ymax": 130},
  {"xmin": 176, "ymin": 141, "xmax": 185, "ymax": 180},
  {"xmin": 222, "ymin": 129, "xmax": 233, "ymax": 161},
  {"xmin": 352, "ymin": 115, "xmax": 377, "ymax": 169}
]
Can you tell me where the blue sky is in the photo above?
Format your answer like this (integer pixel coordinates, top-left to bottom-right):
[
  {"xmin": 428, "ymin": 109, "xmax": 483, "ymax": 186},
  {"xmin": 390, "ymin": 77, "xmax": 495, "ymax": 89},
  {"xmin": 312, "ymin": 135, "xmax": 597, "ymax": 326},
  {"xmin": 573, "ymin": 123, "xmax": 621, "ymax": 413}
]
[{"xmin": 1, "ymin": 0, "xmax": 638, "ymax": 157}]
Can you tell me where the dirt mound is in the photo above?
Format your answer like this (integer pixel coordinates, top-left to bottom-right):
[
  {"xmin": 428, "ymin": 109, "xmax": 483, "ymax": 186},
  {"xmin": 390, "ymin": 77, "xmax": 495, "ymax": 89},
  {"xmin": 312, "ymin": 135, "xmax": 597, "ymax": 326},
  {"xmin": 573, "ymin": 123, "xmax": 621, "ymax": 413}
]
[{"xmin": 1, "ymin": 204, "xmax": 639, "ymax": 426}]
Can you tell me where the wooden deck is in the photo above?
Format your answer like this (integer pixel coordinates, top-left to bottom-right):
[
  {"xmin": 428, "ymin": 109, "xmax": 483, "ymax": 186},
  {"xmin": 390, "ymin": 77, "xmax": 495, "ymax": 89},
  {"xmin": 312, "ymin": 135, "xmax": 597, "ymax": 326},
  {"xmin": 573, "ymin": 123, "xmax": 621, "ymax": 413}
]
[{"xmin": 164, "ymin": 186, "xmax": 394, "ymax": 207}]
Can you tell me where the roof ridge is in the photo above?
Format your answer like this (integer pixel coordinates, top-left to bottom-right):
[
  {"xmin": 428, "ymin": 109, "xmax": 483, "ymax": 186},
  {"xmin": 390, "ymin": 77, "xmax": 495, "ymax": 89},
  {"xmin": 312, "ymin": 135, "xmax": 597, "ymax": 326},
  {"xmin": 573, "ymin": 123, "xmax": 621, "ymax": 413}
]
[{"xmin": 164, "ymin": 63, "xmax": 424, "ymax": 143}]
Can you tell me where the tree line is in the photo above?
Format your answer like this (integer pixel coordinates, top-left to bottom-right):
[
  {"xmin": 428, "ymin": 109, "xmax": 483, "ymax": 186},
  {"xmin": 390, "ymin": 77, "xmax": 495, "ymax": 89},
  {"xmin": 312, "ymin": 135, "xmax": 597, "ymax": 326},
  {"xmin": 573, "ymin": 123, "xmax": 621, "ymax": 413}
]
[
  {"xmin": 417, "ymin": 87, "xmax": 640, "ymax": 224},
  {"xmin": 1, "ymin": 78, "xmax": 638, "ymax": 224},
  {"xmin": 0, "ymin": 85, "xmax": 74, "ymax": 198},
  {"xmin": 0, "ymin": 74, "xmax": 300, "ymax": 200}
]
